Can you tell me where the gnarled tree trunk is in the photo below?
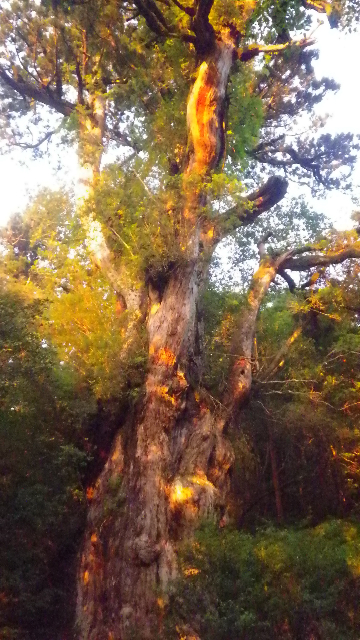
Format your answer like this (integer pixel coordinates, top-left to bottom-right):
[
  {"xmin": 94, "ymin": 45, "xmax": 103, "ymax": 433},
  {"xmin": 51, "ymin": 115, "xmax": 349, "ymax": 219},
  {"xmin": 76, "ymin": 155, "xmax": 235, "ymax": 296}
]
[
  {"xmin": 76, "ymin": 266, "xmax": 235, "ymax": 639},
  {"xmin": 75, "ymin": 30, "xmax": 293, "ymax": 640},
  {"xmin": 76, "ymin": 38, "xmax": 238, "ymax": 640}
]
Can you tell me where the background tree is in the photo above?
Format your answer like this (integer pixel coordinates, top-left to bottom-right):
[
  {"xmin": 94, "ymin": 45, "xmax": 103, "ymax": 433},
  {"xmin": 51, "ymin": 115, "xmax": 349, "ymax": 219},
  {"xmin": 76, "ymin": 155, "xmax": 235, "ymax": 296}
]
[{"xmin": 0, "ymin": 279, "xmax": 89, "ymax": 640}]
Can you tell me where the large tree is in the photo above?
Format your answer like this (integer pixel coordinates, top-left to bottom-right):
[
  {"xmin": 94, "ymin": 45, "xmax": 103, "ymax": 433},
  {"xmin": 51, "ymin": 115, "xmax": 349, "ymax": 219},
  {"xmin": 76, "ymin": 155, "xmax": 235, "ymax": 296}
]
[{"xmin": 1, "ymin": 1, "xmax": 360, "ymax": 638}]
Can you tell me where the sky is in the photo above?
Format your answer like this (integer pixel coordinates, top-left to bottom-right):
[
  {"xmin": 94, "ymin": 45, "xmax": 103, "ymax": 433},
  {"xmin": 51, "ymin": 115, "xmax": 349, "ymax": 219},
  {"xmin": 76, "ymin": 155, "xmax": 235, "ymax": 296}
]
[
  {"xmin": 312, "ymin": 22, "xmax": 360, "ymax": 228},
  {"xmin": 0, "ymin": 20, "xmax": 359, "ymax": 229}
]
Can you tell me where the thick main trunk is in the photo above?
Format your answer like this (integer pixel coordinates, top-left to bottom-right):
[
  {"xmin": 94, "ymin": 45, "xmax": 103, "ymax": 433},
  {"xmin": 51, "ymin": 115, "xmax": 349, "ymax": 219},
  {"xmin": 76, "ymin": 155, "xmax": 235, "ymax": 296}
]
[
  {"xmin": 76, "ymin": 263, "xmax": 233, "ymax": 639},
  {"xmin": 76, "ymin": 37, "xmax": 238, "ymax": 640}
]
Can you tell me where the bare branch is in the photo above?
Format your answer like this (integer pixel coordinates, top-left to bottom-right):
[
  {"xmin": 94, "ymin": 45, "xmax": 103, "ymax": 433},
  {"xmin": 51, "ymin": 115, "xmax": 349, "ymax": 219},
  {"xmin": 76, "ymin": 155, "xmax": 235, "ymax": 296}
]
[
  {"xmin": 170, "ymin": 0, "xmax": 195, "ymax": 16},
  {"xmin": 220, "ymin": 176, "xmax": 288, "ymax": 237},
  {"xmin": 238, "ymin": 37, "xmax": 315, "ymax": 63},
  {"xmin": 251, "ymin": 144, "xmax": 335, "ymax": 186},
  {"xmin": 252, "ymin": 135, "xmax": 286, "ymax": 156},
  {"xmin": 283, "ymin": 246, "xmax": 360, "ymax": 271},
  {"xmin": 277, "ymin": 269, "xmax": 296, "ymax": 293},
  {"xmin": 11, "ymin": 129, "xmax": 56, "ymax": 150}
]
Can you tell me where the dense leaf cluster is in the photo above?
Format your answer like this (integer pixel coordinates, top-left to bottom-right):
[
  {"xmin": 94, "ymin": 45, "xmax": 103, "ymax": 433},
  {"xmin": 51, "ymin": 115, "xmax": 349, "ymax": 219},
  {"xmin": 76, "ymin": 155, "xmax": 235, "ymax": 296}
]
[
  {"xmin": 168, "ymin": 520, "xmax": 360, "ymax": 640},
  {"xmin": 0, "ymin": 287, "xmax": 89, "ymax": 639}
]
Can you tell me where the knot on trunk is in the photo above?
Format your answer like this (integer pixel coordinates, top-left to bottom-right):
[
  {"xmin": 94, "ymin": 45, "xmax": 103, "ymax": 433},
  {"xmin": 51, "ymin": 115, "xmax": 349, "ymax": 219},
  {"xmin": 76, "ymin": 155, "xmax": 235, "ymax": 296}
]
[{"xmin": 133, "ymin": 534, "xmax": 161, "ymax": 565}]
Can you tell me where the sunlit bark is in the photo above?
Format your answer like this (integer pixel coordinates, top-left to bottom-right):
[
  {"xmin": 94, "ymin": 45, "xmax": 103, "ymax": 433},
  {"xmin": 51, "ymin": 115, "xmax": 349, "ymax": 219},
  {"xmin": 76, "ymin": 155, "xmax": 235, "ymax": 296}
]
[{"xmin": 76, "ymin": 34, "xmax": 240, "ymax": 639}]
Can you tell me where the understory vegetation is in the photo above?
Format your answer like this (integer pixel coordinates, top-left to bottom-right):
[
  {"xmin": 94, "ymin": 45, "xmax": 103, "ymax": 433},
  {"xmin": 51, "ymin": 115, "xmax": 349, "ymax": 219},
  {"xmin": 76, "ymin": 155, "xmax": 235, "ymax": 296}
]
[{"xmin": 169, "ymin": 520, "xmax": 360, "ymax": 640}]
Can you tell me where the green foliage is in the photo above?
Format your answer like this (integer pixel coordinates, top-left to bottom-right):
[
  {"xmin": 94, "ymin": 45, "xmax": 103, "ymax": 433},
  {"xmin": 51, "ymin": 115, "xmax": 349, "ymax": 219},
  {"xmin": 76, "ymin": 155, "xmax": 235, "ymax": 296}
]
[
  {"xmin": 0, "ymin": 2, "xmax": 359, "ymax": 638},
  {"xmin": 246, "ymin": 0, "xmax": 311, "ymax": 41},
  {"xmin": 167, "ymin": 520, "xmax": 360, "ymax": 640},
  {"xmin": 0, "ymin": 285, "xmax": 91, "ymax": 640},
  {"xmin": 89, "ymin": 162, "xmax": 190, "ymax": 279},
  {"xmin": 1, "ymin": 189, "xmax": 147, "ymax": 400},
  {"xmin": 0, "ymin": 189, "xmax": 148, "ymax": 637},
  {"xmin": 227, "ymin": 68, "xmax": 264, "ymax": 164},
  {"xmin": 201, "ymin": 286, "xmax": 245, "ymax": 396}
]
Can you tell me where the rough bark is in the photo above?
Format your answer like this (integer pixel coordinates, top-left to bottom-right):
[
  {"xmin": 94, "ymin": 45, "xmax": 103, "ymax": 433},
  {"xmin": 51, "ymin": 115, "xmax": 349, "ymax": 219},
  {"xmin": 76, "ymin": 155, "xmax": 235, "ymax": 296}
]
[
  {"xmin": 76, "ymin": 151, "xmax": 360, "ymax": 637},
  {"xmin": 76, "ymin": 38, "xmax": 238, "ymax": 640},
  {"xmin": 0, "ymin": 4, "xmax": 351, "ymax": 639},
  {"xmin": 76, "ymin": 261, "xmax": 234, "ymax": 639},
  {"xmin": 75, "ymin": 27, "xmax": 310, "ymax": 632}
]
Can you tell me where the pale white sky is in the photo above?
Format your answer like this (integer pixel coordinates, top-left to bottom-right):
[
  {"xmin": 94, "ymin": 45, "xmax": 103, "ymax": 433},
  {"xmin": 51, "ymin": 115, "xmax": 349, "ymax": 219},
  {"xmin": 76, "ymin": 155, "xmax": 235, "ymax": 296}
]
[
  {"xmin": 312, "ymin": 23, "xmax": 360, "ymax": 228},
  {"xmin": 0, "ymin": 21, "xmax": 359, "ymax": 229}
]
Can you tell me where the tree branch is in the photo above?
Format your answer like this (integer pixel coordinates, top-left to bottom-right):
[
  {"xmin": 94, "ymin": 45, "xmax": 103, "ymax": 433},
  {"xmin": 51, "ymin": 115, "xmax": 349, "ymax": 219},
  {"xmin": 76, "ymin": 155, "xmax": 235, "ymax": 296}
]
[
  {"xmin": 251, "ymin": 135, "xmax": 286, "ymax": 156},
  {"xmin": 107, "ymin": 129, "xmax": 141, "ymax": 152},
  {"xmin": 302, "ymin": 0, "xmax": 329, "ymax": 12},
  {"xmin": 133, "ymin": 0, "xmax": 197, "ymax": 43},
  {"xmin": 277, "ymin": 269, "xmax": 296, "ymax": 293},
  {"xmin": 133, "ymin": 0, "xmax": 176, "ymax": 35},
  {"xmin": 191, "ymin": 0, "xmax": 216, "ymax": 53},
  {"xmin": 244, "ymin": 176, "xmax": 289, "ymax": 218},
  {"xmin": 238, "ymin": 37, "xmax": 315, "ymax": 63},
  {"xmin": 193, "ymin": 0, "xmax": 214, "ymax": 23},
  {"xmin": 282, "ymin": 246, "xmax": 360, "ymax": 271},
  {"xmin": 145, "ymin": 0, "xmax": 172, "ymax": 29},
  {"xmin": 300, "ymin": 268, "xmax": 325, "ymax": 289},
  {"xmin": 301, "ymin": 0, "xmax": 340, "ymax": 28},
  {"xmin": 220, "ymin": 176, "xmax": 288, "ymax": 237},
  {"xmin": 251, "ymin": 144, "xmax": 330, "ymax": 185},
  {"xmin": 0, "ymin": 67, "xmax": 74, "ymax": 116},
  {"xmin": 11, "ymin": 128, "xmax": 56, "ymax": 150},
  {"xmin": 221, "ymin": 238, "xmax": 360, "ymax": 421},
  {"xmin": 170, "ymin": 0, "xmax": 195, "ymax": 16}
]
